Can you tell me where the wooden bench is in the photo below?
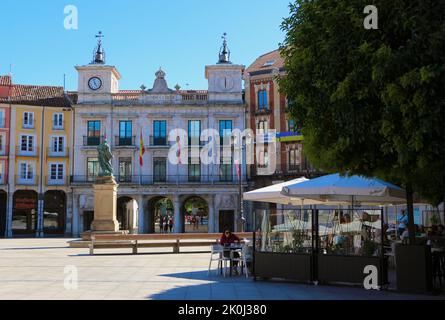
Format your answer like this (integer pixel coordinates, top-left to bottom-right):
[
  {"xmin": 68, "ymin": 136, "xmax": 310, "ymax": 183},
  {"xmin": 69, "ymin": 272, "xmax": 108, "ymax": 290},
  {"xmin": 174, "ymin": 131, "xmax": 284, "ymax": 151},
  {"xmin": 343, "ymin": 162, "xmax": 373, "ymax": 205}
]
[{"xmin": 89, "ymin": 233, "xmax": 252, "ymax": 255}]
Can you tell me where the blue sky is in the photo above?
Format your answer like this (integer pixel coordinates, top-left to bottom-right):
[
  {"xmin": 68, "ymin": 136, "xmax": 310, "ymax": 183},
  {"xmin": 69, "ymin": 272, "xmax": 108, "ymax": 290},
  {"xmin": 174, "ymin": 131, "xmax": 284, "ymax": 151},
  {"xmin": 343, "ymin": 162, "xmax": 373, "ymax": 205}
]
[{"xmin": 0, "ymin": 0, "xmax": 290, "ymax": 91}]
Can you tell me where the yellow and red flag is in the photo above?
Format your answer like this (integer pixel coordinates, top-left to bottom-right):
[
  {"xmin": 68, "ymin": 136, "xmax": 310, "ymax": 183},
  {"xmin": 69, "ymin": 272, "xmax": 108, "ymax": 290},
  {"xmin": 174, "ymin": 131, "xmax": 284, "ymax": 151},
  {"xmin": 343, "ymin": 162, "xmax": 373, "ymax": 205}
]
[{"xmin": 139, "ymin": 131, "xmax": 145, "ymax": 167}]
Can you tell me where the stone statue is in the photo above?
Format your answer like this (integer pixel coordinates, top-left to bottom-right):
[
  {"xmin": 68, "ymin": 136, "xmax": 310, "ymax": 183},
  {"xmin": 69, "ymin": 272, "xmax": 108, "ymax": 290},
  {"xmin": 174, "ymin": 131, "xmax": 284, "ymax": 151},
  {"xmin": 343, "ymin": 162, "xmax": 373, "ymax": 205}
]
[{"xmin": 97, "ymin": 139, "xmax": 113, "ymax": 177}]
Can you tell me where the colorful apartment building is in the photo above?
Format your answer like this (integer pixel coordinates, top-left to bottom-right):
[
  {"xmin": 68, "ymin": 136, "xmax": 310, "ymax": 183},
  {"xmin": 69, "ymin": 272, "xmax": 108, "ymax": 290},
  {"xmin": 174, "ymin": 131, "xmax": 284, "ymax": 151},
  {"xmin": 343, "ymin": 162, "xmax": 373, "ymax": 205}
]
[
  {"xmin": 0, "ymin": 75, "xmax": 12, "ymax": 237},
  {"xmin": 244, "ymin": 50, "xmax": 319, "ymax": 194},
  {"xmin": 0, "ymin": 78, "xmax": 73, "ymax": 237}
]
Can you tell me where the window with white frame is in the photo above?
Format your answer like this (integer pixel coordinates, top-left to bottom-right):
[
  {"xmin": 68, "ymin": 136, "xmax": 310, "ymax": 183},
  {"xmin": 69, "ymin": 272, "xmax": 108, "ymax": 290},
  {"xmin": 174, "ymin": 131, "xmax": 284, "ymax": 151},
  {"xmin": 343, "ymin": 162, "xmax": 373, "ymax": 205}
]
[
  {"xmin": 51, "ymin": 136, "xmax": 65, "ymax": 153},
  {"xmin": 49, "ymin": 163, "xmax": 64, "ymax": 181},
  {"xmin": 289, "ymin": 147, "xmax": 301, "ymax": 171},
  {"xmin": 19, "ymin": 163, "xmax": 34, "ymax": 180},
  {"xmin": 20, "ymin": 135, "xmax": 34, "ymax": 152},
  {"xmin": 258, "ymin": 150, "xmax": 269, "ymax": 168},
  {"xmin": 257, "ymin": 120, "xmax": 269, "ymax": 134},
  {"xmin": 258, "ymin": 90, "xmax": 268, "ymax": 109},
  {"xmin": 23, "ymin": 112, "xmax": 34, "ymax": 128},
  {"xmin": 53, "ymin": 113, "xmax": 64, "ymax": 129}
]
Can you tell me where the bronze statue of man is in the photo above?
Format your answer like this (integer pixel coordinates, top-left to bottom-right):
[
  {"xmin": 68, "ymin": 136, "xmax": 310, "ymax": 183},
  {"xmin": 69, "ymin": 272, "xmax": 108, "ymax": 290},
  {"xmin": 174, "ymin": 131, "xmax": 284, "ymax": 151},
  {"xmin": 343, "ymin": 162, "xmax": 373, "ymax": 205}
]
[{"xmin": 97, "ymin": 138, "xmax": 113, "ymax": 177}]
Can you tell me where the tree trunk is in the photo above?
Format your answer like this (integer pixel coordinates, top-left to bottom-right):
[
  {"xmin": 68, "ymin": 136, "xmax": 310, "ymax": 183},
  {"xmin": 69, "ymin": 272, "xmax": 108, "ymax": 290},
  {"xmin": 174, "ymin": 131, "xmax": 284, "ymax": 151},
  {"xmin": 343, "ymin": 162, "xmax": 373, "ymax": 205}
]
[{"xmin": 406, "ymin": 183, "xmax": 415, "ymax": 245}]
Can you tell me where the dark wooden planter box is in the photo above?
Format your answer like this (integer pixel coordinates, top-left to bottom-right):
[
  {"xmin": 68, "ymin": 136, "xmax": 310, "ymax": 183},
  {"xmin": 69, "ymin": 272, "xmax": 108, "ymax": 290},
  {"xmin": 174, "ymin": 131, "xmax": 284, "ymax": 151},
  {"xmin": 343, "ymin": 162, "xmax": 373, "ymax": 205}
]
[
  {"xmin": 318, "ymin": 254, "xmax": 387, "ymax": 286},
  {"xmin": 254, "ymin": 252, "xmax": 312, "ymax": 282},
  {"xmin": 395, "ymin": 245, "xmax": 433, "ymax": 294}
]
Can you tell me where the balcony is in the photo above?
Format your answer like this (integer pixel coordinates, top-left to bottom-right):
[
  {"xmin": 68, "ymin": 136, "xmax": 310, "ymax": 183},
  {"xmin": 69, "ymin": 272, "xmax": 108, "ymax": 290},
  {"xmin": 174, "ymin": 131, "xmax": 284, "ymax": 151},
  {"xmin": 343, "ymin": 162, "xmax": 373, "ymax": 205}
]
[
  {"xmin": 83, "ymin": 136, "xmax": 104, "ymax": 147},
  {"xmin": 249, "ymin": 163, "xmax": 323, "ymax": 178},
  {"xmin": 254, "ymin": 107, "xmax": 272, "ymax": 116},
  {"xmin": 47, "ymin": 147, "xmax": 69, "ymax": 158},
  {"xmin": 46, "ymin": 176, "xmax": 68, "ymax": 186},
  {"xmin": 148, "ymin": 136, "xmax": 171, "ymax": 148},
  {"xmin": 70, "ymin": 175, "xmax": 99, "ymax": 184},
  {"xmin": 70, "ymin": 175, "xmax": 245, "ymax": 186},
  {"xmin": 16, "ymin": 147, "xmax": 39, "ymax": 157},
  {"xmin": 115, "ymin": 136, "xmax": 136, "ymax": 148},
  {"xmin": 22, "ymin": 121, "xmax": 35, "ymax": 129},
  {"xmin": 52, "ymin": 121, "xmax": 65, "ymax": 131},
  {"xmin": 15, "ymin": 175, "xmax": 38, "ymax": 186},
  {"xmin": 188, "ymin": 138, "xmax": 208, "ymax": 147}
]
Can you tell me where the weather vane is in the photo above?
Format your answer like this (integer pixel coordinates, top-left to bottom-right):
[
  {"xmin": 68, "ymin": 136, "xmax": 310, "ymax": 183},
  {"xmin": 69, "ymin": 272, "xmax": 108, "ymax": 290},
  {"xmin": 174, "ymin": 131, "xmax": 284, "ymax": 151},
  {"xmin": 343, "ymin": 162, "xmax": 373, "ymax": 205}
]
[
  {"xmin": 218, "ymin": 32, "xmax": 231, "ymax": 64},
  {"xmin": 93, "ymin": 31, "xmax": 106, "ymax": 64},
  {"xmin": 96, "ymin": 31, "xmax": 104, "ymax": 44}
]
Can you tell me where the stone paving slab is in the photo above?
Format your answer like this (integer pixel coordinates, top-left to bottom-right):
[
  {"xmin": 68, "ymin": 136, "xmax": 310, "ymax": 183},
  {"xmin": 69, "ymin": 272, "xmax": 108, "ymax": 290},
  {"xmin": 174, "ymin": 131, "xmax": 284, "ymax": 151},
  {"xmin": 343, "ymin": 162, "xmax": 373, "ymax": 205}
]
[{"xmin": 0, "ymin": 239, "xmax": 444, "ymax": 300}]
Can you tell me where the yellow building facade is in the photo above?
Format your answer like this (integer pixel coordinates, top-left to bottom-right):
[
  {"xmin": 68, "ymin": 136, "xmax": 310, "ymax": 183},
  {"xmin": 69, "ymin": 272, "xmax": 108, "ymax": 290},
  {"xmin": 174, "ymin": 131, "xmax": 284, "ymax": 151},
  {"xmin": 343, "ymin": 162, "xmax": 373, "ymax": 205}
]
[{"xmin": 1, "ymin": 84, "xmax": 73, "ymax": 237}]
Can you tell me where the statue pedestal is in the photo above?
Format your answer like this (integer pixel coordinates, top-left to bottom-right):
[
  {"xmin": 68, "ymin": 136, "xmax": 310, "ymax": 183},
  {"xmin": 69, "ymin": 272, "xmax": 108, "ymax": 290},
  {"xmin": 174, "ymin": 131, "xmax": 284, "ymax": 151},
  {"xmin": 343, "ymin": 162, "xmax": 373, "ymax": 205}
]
[{"xmin": 91, "ymin": 176, "xmax": 119, "ymax": 232}]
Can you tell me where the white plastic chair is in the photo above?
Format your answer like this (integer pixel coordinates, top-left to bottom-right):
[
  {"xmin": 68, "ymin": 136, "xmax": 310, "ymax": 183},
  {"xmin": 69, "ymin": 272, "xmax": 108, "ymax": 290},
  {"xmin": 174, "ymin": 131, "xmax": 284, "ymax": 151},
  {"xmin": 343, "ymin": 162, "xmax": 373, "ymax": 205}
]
[
  {"xmin": 231, "ymin": 244, "xmax": 252, "ymax": 278},
  {"xmin": 208, "ymin": 244, "xmax": 230, "ymax": 277}
]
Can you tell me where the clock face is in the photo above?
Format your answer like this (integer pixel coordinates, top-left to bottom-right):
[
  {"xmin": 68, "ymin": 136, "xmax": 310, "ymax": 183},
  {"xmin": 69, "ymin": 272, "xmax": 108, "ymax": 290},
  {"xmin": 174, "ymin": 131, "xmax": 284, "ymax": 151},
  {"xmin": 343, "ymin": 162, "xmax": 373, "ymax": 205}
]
[
  {"xmin": 218, "ymin": 76, "xmax": 234, "ymax": 91},
  {"xmin": 88, "ymin": 77, "xmax": 102, "ymax": 91}
]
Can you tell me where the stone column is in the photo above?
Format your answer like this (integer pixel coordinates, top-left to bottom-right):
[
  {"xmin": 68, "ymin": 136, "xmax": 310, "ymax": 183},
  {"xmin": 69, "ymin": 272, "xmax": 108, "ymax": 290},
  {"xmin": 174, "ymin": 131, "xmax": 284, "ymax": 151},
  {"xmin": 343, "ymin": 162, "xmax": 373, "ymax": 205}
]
[
  {"xmin": 91, "ymin": 177, "xmax": 119, "ymax": 232},
  {"xmin": 214, "ymin": 195, "xmax": 220, "ymax": 233},
  {"xmin": 72, "ymin": 194, "xmax": 80, "ymax": 237},
  {"xmin": 208, "ymin": 195, "xmax": 215, "ymax": 233},
  {"xmin": 65, "ymin": 192, "xmax": 73, "ymax": 237},
  {"xmin": 5, "ymin": 191, "xmax": 13, "ymax": 238},
  {"xmin": 137, "ymin": 195, "xmax": 145, "ymax": 234},
  {"xmin": 173, "ymin": 195, "xmax": 181, "ymax": 233},
  {"xmin": 36, "ymin": 195, "xmax": 44, "ymax": 238}
]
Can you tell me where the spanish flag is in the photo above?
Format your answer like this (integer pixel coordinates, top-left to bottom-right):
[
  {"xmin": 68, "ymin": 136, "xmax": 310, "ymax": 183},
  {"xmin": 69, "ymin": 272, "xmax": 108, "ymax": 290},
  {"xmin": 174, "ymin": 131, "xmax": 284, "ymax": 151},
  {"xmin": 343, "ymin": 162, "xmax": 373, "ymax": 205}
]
[{"xmin": 139, "ymin": 131, "xmax": 145, "ymax": 167}]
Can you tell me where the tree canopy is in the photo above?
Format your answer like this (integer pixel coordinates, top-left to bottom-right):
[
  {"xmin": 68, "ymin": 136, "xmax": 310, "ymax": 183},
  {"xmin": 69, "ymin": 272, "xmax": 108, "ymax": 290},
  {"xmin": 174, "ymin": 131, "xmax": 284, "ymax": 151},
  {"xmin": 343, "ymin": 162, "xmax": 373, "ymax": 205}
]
[{"xmin": 279, "ymin": 0, "xmax": 445, "ymax": 241}]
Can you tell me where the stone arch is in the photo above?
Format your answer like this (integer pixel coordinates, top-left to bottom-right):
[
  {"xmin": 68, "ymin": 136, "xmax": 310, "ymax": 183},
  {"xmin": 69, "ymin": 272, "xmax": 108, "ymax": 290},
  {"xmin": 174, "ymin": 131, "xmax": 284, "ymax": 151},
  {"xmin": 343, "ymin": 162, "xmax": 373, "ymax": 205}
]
[
  {"xmin": 0, "ymin": 190, "xmax": 7, "ymax": 237},
  {"xmin": 12, "ymin": 190, "xmax": 38, "ymax": 235},
  {"xmin": 181, "ymin": 196, "xmax": 209, "ymax": 233},
  {"xmin": 117, "ymin": 196, "xmax": 139, "ymax": 233},
  {"xmin": 43, "ymin": 190, "xmax": 66, "ymax": 235},
  {"xmin": 146, "ymin": 196, "xmax": 174, "ymax": 234}
]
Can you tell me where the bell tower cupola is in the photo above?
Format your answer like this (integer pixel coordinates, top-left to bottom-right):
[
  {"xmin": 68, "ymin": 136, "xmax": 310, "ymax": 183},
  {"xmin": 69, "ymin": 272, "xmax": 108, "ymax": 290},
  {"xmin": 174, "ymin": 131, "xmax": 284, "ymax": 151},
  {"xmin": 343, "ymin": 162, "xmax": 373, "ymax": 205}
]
[
  {"xmin": 75, "ymin": 31, "xmax": 121, "ymax": 104},
  {"xmin": 205, "ymin": 33, "xmax": 245, "ymax": 103}
]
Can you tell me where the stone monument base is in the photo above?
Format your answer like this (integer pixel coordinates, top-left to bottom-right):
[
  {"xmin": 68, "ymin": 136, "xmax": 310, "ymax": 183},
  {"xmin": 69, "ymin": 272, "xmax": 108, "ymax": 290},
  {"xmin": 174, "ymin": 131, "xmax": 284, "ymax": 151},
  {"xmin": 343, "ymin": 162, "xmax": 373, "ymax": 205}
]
[
  {"xmin": 80, "ymin": 230, "xmax": 129, "ymax": 241},
  {"xmin": 90, "ymin": 175, "xmax": 120, "ymax": 233}
]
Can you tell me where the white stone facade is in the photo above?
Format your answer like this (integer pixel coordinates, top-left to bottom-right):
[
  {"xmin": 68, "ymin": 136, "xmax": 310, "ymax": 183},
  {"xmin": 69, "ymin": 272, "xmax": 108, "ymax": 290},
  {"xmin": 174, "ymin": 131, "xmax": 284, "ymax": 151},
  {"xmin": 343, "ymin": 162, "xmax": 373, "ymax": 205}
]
[{"xmin": 70, "ymin": 60, "xmax": 247, "ymax": 236}]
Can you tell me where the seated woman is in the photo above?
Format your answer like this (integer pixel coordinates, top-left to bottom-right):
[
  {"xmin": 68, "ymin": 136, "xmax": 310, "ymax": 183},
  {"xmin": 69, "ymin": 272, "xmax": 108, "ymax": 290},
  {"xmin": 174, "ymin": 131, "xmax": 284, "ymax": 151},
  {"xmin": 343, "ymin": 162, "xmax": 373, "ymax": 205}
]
[
  {"xmin": 220, "ymin": 230, "xmax": 241, "ymax": 274},
  {"xmin": 220, "ymin": 229, "xmax": 241, "ymax": 246}
]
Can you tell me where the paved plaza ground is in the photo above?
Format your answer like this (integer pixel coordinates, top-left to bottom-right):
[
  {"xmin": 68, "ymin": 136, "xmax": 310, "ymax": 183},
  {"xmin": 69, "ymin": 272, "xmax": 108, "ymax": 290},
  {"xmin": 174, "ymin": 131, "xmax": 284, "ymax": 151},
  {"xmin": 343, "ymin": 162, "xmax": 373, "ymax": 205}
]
[{"xmin": 0, "ymin": 239, "xmax": 444, "ymax": 300}]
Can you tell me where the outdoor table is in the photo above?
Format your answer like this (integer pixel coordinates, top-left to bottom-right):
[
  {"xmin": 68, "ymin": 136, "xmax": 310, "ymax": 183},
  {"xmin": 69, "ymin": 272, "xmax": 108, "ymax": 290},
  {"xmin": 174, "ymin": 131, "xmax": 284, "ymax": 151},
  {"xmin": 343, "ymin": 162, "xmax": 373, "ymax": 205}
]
[{"xmin": 221, "ymin": 244, "xmax": 243, "ymax": 276}]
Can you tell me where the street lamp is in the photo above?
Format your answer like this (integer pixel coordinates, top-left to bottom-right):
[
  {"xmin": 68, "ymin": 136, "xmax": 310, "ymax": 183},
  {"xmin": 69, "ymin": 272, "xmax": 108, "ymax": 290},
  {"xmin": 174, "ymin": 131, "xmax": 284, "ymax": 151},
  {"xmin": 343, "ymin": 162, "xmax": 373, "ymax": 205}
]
[{"xmin": 233, "ymin": 135, "xmax": 247, "ymax": 232}]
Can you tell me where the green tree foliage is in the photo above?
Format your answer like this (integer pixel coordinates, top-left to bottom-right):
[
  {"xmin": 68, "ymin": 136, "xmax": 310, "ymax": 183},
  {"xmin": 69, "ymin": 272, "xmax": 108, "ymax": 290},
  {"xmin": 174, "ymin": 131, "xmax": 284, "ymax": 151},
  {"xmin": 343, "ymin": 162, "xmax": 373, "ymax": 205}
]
[{"xmin": 279, "ymin": 0, "xmax": 445, "ymax": 242}]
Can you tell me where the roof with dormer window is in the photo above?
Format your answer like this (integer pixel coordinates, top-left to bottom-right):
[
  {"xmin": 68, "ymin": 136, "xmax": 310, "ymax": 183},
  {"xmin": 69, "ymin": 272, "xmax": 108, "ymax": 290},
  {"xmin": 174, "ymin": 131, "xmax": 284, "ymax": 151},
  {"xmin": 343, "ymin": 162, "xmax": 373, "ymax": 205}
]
[{"xmin": 246, "ymin": 49, "xmax": 285, "ymax": 76}]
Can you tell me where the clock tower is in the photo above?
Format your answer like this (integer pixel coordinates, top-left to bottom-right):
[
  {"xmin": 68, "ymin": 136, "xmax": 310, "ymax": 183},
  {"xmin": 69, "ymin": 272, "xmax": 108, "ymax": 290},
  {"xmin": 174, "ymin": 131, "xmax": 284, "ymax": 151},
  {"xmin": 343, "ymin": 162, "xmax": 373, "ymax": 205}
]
[
  {"xmin": 205, "ymin": 33, "xmax": 245, "ymax": 104},
  {"xmin": 75, "ymin": 32, "xmax": 121, "ymax": 104}
]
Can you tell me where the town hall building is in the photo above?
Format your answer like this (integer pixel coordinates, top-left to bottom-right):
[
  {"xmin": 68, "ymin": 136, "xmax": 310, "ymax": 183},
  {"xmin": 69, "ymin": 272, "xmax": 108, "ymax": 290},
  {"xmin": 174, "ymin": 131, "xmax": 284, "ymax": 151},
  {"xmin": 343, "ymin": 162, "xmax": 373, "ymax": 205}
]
[{"xmin": 69, "ymin": 34, "xmax": 248, "ymax": 237}]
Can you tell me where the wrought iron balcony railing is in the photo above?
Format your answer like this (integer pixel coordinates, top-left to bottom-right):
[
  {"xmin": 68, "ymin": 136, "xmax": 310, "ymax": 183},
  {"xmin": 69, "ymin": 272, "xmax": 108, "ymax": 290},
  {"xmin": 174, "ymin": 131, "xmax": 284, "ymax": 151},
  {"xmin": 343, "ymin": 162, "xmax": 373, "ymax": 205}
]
[
  {"xmin": 70, "ymin": 175, "xmax": 246, "ymax": 186},
  {"xmin": 16, "ymin": 147, "xmax": 39, "ymax": 157},
  {"xmin": 148, "ymin": 136, "xmax": 171, "ymax": 147},
  {"xmin": 83, "ymin": 136, "xmax": 104, "ymax": 147},
  {"xmin": 46, "ymin": 176, "xmax": 68, "ymax": 186},
  {"xmin": 47, "ymin": 147, "xmax": 69, "ymax": 158},
  {"xmin": 52, "ymin": 121, "xmax": 65, "ymax": 131},
  {"xmin": 15, "ymin": 175, "xmax": 39, "ymax": 186},
  {"xmin": 114, "ymin": 136, "xmax": 136, "ymax": 147}
]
